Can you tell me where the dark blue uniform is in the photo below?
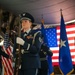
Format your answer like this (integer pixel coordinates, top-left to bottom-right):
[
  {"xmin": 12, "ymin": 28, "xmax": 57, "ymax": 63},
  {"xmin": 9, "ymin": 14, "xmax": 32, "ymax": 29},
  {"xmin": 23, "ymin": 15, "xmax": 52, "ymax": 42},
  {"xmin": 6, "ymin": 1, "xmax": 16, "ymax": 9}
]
[
  {"xmin": 14, "ymin": 12, "xmax": 42, "ymax": 75},
  {"xmin": 37, "ymin": 44, "xmax": 53, "ymax": 75},
  {"xmin": 15, "ymin": 30, "xmax": 42, "ymax": 75}
]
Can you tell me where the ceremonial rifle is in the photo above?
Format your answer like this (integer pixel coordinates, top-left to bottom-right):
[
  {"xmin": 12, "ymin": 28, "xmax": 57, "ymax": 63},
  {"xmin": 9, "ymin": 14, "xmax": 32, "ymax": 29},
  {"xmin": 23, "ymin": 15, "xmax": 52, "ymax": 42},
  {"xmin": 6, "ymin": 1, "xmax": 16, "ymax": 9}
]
[{"xmin": 14, "ymin": 16, "xmax": 22, "ymax": 75}]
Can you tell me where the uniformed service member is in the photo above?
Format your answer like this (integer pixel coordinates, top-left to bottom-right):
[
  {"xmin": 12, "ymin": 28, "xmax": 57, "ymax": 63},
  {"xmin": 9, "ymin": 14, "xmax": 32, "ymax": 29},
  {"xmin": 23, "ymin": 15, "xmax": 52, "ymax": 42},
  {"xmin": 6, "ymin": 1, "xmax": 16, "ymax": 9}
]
[
  {"xmin": 37, "ymin": 43, "xmax": 53, "ymax": 75},
  {"xmin": 16, "ymin": 12, "xmax": 42, "ymax": 75}
]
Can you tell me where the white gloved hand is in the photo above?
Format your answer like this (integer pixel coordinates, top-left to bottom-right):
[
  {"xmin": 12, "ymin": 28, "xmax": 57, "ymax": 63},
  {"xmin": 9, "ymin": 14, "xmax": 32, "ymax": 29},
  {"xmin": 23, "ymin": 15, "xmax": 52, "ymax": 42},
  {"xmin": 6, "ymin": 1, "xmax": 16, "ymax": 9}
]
[
  {"xmin": 0, "ymin": 40, "xmax": 4, "ymax": 46},
  {"xmin": 16, "ymin": 37, "xmax": 25, "ymax": 45}
]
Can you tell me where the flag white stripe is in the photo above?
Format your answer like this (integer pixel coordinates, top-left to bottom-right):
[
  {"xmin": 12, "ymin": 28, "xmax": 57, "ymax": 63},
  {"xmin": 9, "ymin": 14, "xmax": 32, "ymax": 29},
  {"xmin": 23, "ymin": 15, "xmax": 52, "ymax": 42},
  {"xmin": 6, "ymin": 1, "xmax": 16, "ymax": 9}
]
[
  {"xmin": 53, "ymin": 52, "xmax": 75, "ymax": 56},
  {"xmin": 3, "ymin": 58, "xmax": 12, "ymax": 75},
  {"xmin": 2, "ymin": 58, "xmax": 10, "ymax": 75},
  {"xmin": 57, "ymin": 27, "xmax": 75, "ymax": 33},
  {"xmin": 52, "ymin": 58, "xmax": 75, "ymax": 62},
  {"xmin": 50, "ymin": 46, "xmax": 75, "ymax": 51},
  {"xmin": 57, "ymin": 34, "xmax": 75, "ymax": 38}
]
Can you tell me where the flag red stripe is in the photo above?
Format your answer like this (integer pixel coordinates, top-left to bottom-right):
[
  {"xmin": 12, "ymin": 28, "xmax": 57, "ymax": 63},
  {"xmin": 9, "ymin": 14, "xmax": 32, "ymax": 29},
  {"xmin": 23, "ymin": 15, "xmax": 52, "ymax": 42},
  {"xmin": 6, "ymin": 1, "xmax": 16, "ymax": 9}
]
[
  {"xmin": 57, "ymin": 30, "xmax": 75, "ymax": 35},
  {"xmin": 52, "ymin": 49, "xmax": 75, "ymax": 53},
  {"xmin": 2, "ymin": 58, "xmax": 9, "ymax": 75},
  {"xmin": 2, "ymin": 58, "xmax": 11, "ymax": 75},
  {"xmin": 52, "ymin": 56, "xmax": 75, "ymax": 59},
  {"xmin": 56, "ymin": 24, "xmax": 75, "ymax": 29},
  {"xmin": 53, "ymin": 62, "xmax": 59, "ymax": 66},
  {"xmin": 57, "ymin": 37, "xmax": 74, "ymax": 41},
  {"xmin": 5, "ymin": 47, "xmax": 13, "ymax": 71},
  {"xmin": 58, "ymin": 43, "xmax": 75, "ymax": 47}
]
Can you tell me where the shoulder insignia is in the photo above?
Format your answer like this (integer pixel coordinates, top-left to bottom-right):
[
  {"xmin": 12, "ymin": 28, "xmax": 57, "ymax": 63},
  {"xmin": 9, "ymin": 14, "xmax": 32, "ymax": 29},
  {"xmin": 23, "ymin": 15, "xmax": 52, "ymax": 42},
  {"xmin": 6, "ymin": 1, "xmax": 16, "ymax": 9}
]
[
  {"xmin": 43, "ymin": 52, "xmax": 47, "ymax": 55},
  {"xmin": 39, "ymin": 37, "xmax": 42, "ymax": 43},
  {"xmin": 19, "ymin": 65, "xmax": 21, "ymax": 69}
]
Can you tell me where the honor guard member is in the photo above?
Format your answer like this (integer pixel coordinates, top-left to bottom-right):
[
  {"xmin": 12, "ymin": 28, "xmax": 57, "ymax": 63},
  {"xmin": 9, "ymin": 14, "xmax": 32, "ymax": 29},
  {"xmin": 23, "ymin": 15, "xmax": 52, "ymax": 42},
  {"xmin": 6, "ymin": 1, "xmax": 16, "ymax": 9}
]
[
  {"xmin": 37, "ymin": 39, "xmax": 53, "ymax": 75},
  {"xmin": 16, "ymin": 12, "xmax": 42, "ymax": 75}
]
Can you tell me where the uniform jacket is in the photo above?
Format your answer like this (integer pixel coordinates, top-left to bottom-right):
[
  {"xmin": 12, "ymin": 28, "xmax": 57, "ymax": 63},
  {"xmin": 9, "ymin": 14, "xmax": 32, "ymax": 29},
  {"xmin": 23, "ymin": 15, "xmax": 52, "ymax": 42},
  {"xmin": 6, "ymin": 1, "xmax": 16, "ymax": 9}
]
[{"xmin": 14, "ymin": 30, "xmax": 42, "ymax": 69}]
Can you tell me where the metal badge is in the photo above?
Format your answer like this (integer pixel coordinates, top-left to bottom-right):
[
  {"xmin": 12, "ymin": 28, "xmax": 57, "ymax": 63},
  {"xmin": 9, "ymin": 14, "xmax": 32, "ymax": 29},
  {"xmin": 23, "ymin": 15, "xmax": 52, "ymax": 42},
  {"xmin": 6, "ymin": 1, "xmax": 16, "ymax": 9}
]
[
  {"xmin": 23, "ymin": 13, "xmax": 26, "ymax": 16},
  {"xmin": 26, "ymin": 35, "xmax": 33, "ymax": 39}
]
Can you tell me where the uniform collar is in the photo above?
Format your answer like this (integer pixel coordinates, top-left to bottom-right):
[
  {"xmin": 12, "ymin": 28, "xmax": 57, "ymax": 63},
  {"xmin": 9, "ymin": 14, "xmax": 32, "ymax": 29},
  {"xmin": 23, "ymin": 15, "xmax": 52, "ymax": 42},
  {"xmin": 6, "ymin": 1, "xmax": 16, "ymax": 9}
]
[{"xmin": 25, "ymin": 28, "xmax": 31, "ymax": 34}]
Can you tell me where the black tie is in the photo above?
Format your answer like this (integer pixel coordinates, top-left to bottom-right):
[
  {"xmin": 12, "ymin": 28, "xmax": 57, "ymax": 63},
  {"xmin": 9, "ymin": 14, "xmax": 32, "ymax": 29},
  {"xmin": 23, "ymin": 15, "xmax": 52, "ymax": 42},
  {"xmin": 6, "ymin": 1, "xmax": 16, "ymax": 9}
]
[
  {"xmin": 23, "ymin": 32, "xmax": 27, "ymax": 38},
  {"xmin": 24, "ymin": 32, "xmax": 27, "ymax": 34}
]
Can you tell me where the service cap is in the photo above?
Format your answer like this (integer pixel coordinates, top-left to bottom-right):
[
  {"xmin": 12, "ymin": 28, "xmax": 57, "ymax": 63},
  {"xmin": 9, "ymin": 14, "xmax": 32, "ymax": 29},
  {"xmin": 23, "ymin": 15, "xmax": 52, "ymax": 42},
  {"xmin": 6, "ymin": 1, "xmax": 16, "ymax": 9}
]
[{"xmin": 20, "ymin": 12, "xmax": 34, "ymax": 23}]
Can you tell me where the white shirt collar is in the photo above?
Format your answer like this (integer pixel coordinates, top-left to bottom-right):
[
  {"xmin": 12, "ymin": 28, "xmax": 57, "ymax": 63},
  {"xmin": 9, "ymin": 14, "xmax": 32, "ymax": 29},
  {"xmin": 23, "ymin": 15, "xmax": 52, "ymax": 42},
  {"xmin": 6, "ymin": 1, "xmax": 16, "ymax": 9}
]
[{"xmin": 25, "ymin": 28, "xmax": 31, "ymax": 34}]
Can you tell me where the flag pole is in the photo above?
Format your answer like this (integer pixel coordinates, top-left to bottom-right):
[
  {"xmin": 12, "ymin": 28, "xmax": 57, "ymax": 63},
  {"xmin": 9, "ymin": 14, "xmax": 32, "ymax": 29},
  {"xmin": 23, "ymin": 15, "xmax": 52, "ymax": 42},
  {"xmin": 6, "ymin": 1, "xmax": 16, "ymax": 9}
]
[
  {"xmin": 41, "ymin": 14, "xmax": 44, "ymax": 24},
  {"xmin": 60, "ymin": 9, "xmax": 62, "ymax": 14},
  {"xmin": 41, "ymin": 14, "xmax": 54, "ymax": 75},
  {"xmin": 59, "ymin": 8, "xmax": 74, "ymax": 75},
  {"xmin": 59, "ymin": 9, "xmax": 65, "ymax": 75}
]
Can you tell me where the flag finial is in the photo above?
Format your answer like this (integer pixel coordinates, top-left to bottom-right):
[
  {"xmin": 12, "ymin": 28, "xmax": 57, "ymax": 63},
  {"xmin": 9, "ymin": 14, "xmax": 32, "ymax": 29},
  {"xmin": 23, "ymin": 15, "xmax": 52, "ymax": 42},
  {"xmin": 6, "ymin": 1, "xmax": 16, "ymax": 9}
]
[
  {"xmin": 60, "ymin": 9, "xmax": 63, "ymax": 16},
  {"xmin": 41, "ymin": 14, "xmax": 44, "ymax": 24}
]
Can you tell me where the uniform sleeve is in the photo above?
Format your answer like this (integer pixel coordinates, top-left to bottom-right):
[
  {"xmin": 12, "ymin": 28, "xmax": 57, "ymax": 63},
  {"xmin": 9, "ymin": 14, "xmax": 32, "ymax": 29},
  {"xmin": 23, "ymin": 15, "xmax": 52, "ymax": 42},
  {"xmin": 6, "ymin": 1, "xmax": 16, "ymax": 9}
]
[
  {"xmin": 23, "ymin": 31, "xmax": 42, "ymax": 54},
  {"xmin": 47, "ymin": 50, "xmax": 53, "ymax": 56},
  {"xmin": 41, "ymin": 44, "xmax": 53, "ymax": 56}
]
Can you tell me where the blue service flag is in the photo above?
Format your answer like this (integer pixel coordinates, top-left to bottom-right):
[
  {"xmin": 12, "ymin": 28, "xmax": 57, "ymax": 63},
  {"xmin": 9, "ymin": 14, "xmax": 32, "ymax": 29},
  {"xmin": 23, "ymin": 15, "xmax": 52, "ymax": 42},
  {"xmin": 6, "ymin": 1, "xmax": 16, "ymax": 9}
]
[
  {"xmin": 41, "ymin": 22, "xmax": 48, "ymax": 44},
  {"xmin": 41, "ymin": 22, "xmax": 54, "ymax": 75},
  {"xmin": 59, "ymin": 13, "xmax": 74, "ymax": 75},
  {"xmin": 47, "ymin": 55, "xmax": 54, "ymax": 75}
]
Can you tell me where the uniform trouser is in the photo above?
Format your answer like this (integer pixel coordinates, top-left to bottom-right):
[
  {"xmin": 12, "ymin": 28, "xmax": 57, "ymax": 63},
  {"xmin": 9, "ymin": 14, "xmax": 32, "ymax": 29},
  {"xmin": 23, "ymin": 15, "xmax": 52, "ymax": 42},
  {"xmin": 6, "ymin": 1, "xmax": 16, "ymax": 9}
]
[
  {"xmin": 0, "ymin": 64, "xmax": 2, "ymax": 75},
  {"xmin": 0, "ymin": 68, "xmax": 2, "ymax": 75},
  {"xmin": 37, "ymin": 68, "xmax": 48, "ymax": 75},
  {"xmin": 19, "ymin": 68, "xmax": 38, "ymax": 75}
]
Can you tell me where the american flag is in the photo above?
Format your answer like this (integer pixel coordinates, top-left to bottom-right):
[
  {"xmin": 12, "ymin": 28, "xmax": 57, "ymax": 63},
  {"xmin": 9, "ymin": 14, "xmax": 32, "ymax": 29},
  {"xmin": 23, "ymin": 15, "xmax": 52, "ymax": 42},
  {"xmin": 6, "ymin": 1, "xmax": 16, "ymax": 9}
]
[
  {"xmin": 2, "ymin": 33, "xmax": 13, "ymax": 75},
  {"xmin": 45, "ymin": 24, "xmax": 75, "ymax": 66}
]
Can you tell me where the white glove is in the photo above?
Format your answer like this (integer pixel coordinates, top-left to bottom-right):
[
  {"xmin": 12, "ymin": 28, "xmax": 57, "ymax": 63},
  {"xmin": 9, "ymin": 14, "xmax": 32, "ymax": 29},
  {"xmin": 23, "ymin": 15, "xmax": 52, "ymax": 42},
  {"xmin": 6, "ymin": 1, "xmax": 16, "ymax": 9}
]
[
  {"xmin": 16, "ymin": 37, "xmax": 25, "ymax": 45},
  {"xmin": 0, "ymin": 40, "xmax": 4, "ymax": 46}
]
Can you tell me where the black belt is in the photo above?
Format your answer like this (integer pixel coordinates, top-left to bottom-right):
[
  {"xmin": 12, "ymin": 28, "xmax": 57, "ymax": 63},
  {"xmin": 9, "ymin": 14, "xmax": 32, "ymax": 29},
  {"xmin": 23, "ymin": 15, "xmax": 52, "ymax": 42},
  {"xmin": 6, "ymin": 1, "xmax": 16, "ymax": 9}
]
[
  {"xmin": 21, "ymin": 49, "xmax": 29, "ymax": 54},
  {"xmin": 24, "ymin": 51, "xmax": 29, "ymax": 53},
  {"xmin": 40, "ymin": 57, "xmax": 47, "ymax": 61}
]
